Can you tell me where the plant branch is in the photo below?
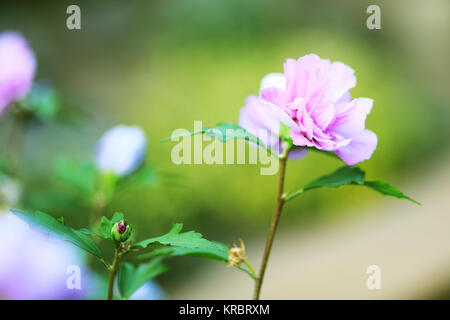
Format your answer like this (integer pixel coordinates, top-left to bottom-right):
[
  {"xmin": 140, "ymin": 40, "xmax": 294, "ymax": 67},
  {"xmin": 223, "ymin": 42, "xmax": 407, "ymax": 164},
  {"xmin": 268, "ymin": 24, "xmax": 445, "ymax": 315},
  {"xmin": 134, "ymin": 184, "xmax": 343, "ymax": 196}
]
[
  {"xmin": 253, "ymin": 143, "xmax": 290, "ymax": 300},
  {"xmin": 107, "ymin": 247, "xmax": 121, "ymax": 300}
]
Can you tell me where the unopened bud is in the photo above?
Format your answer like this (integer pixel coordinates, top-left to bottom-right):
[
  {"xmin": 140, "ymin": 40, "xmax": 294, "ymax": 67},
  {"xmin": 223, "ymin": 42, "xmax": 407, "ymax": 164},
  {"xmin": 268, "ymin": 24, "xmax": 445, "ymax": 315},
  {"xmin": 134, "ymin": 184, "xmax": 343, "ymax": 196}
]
[{"xmin": 111, "ymin": 220, "xmax": 131, "ymax": 242}]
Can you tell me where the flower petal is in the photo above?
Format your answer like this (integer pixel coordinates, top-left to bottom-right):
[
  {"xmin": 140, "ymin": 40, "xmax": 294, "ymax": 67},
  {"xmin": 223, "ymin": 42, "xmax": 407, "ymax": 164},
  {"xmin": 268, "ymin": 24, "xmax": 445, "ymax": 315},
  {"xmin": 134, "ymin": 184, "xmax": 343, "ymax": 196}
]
[
  {"xmin": 334, "ymin": 129, "xmax": 377, "ymax": 165},
  {"xmin": 313, "ymin": 103, "xmax": 335, "ymax": 130},
  {"xmin": 329, "ymin": 98, "xmax": 373, "ymax": 136},
  {"xmin": 260, "ymin": 73, "xmax": 286, "ymax": 91},
  {"xmin": 321, "ymin": 61, "xmax": 356, "ymax": 105}
]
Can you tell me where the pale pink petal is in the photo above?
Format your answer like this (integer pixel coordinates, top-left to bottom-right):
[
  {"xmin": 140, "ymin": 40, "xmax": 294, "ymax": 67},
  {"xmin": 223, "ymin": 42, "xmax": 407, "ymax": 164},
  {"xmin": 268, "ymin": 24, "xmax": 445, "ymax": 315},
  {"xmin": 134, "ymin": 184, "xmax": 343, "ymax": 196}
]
[
  {"xmin": 290, "ymin": 130, "xmax": 314, "ymax": 147},
  {"xmin": 239, "ymin": 95, "xmax": 279, "ymax": 148},
  {"xmin": 334, "ymin": 129, "xmax": 377, "ymax": 165},
  {"xmin": 334, "ymin": 91, "xmax": 352, "ymax": 113},
  {"xmin": 284, "ymin": 54, "xmax": 328, "ymax": 99},
  {"xmin": 329, "ymin": 98, "xmax": 373, "ymax": 136},
  {"xmin": 260, "ymin": 87, "xmax": 290, "ymax": 107},
  {"xmin": 321, "ymin": 61, "xmax": 356, "ymax": 105},
  {"xmin": 261, "ymin": 99, "xmax": 299, "ymax": 130},
  {"xmin": 313, "ymin": 103, "xmax": 335, "ymax": 130}
]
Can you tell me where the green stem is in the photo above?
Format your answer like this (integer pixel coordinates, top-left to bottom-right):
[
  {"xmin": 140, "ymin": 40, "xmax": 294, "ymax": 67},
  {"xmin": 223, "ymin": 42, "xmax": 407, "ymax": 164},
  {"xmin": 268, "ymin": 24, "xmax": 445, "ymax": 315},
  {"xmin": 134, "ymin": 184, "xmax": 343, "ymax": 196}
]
[
  {"xmin": 237, "ymin": 265, "xmax": 258, "ymax": 280},
  {"xmin": 243, "ymin": 259, "xmax": 256, "ymax": 278},
  {"xmin": 253, "ymin": 143, "xmax": 290, "ymax": 300},
  {"xmin": 107, "ymin": 248, "xmax": 121, "ymax": 300}
]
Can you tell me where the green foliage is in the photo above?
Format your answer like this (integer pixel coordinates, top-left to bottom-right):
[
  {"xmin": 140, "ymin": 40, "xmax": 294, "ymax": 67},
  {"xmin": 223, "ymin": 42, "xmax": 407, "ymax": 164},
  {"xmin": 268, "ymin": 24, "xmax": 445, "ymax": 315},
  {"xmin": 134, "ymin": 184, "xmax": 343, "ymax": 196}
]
[
  {"xmin": 96, "ymin": 212, "xmax": 125, "ymax": 241},
  {"xmin": 55, "ymin": 157, "xmax": 97, "ymax": 196},
  {"xmin": 162, "ymin": 122, "xmax": 277, "ymax": 156},
  {"xmin": 139, "ymin": 243, "xmax": 228, "ymax": 262},
  {"xmin": 118, "ymin": 258, "xmax": 168, "ymax": 300},
  {"xmin": 10, "ymin": 209, "xmax": 102, "ymax": 258},
  {"xmin": 0, "ymin": 153, "xmax": 6, "ymax": 174},
  {"xmin": 279, "ymin": 122, "xmax": 292, "ymax": 144},
  {"xmin": 364, "ymin": 180, "xmax": 421, "ymax": 205},
  {"xmin": 285, "ymin": 166, "xmax": 420, "ymax": 205},
  {"xmin": 21, "ymin": 82, "xmax": 61, "ymax": 122},
  {"xmin": 133, "ymin": 223, "xmax": 229, "ymax": 262},
  {"xmin": 120, "ymin": 166, "xmax": 159, "ymax": 189}
]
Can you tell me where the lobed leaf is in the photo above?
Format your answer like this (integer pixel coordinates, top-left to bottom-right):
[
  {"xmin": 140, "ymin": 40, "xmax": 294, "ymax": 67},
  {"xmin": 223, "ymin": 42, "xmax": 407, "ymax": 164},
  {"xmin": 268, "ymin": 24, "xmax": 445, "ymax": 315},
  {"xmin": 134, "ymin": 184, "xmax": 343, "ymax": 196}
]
[
  {"xmin": 138, "ymin": 243, "xmax": 229, "ymax": 262},
  {"xmin": 162, "ymin": 122, "xmax": 276, "ymax": 156},
  {"xmin": 285, "ymin": 166, "xmax": 419, "ymax": 205},
  {"xmin": 132, "ymin": 223, "xmax": 229, "ymax": 262}
]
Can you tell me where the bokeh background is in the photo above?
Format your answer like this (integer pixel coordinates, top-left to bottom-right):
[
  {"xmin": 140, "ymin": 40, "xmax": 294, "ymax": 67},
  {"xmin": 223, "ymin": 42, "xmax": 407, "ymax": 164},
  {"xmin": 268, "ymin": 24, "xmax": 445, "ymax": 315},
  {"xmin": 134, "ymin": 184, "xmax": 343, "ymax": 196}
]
[{"xmin": 0, "ymin": 0, "xmax": 449, "ymax": 299}]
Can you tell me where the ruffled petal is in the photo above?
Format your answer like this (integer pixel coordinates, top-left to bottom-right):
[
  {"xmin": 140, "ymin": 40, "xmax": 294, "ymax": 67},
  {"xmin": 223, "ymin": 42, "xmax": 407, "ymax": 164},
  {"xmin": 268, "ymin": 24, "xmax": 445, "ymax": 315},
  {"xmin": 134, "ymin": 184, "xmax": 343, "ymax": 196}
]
[
  {"xmin": 334, "ymin": 129, "xmax": 377, "ymax": 165},
  {"xmin": 329, "ymin": 98, "xmax": 373, "ymax": 136},
  {"xmin": 239, "ymin": 95, "xmax": 280, "ymax": 148},
  {"xmin": 321, "ymin": 61, "xmax": 356, "ymax": 106},
  {"xmin": 313, "ymin": 103, "xmax": 335, "ymax": 130}
]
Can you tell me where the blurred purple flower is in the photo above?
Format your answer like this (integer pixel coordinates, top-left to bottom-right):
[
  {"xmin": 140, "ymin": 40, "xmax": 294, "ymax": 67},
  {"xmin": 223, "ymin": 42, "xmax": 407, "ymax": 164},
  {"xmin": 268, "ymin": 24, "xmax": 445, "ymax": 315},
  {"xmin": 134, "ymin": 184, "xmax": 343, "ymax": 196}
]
[
  {"xmin": 95, "ymin": 125, "xmax": 147, "ymax": 177},
  {"xmin": 0, "ymin": 32, "xmax": 36, "ymax": 115},
  {"xmin": 129, "ymin": 281, "xmax": 165, "ymax": 300},
  {"xmin": 0, "ymin": 212, "xmax": 86, "ymax": 299},
  {"xmin": 239, "ymin": 54, "xmax": 377, "ymax": 165}
]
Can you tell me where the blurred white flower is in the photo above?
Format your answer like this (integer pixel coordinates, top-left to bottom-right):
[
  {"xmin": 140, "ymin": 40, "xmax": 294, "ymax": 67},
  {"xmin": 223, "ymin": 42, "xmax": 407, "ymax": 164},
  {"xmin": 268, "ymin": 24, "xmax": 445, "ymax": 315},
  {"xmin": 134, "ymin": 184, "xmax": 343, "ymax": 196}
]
[
  {"xmin": 95, "ymin": 125, "xmax": 147, "ymax": 177},
  {"xmin": 0, "ymin": 212, "xmax": 86, "ymax": 299}
]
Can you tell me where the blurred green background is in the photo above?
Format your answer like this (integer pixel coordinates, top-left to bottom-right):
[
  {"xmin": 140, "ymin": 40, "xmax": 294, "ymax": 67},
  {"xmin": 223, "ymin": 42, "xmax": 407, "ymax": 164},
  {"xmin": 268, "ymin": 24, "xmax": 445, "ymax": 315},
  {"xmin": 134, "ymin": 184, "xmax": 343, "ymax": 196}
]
[{"xmin": 1, "ymin": 0, "xmax": 449, "ymax": 297}]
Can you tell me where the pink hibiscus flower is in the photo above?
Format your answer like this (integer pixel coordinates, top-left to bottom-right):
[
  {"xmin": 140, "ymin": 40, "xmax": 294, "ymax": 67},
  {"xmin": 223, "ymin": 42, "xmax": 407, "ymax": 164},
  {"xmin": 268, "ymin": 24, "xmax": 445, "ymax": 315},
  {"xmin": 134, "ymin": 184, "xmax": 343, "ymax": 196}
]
[{"xmin": 239, "ymin": 54, "xmax": 377, "ymax": 165}]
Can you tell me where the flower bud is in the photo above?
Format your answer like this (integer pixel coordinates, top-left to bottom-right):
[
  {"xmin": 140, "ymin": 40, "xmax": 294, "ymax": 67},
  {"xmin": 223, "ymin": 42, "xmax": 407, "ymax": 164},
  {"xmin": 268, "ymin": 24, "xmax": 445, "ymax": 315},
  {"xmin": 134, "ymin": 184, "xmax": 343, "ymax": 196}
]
[
  {"xmin": 111, "ymin": 220, "xmax": 131, "ymax": 242},
  {"xmin": 95, "ymin": 125, "xmax": 147, "ymax": 177}
]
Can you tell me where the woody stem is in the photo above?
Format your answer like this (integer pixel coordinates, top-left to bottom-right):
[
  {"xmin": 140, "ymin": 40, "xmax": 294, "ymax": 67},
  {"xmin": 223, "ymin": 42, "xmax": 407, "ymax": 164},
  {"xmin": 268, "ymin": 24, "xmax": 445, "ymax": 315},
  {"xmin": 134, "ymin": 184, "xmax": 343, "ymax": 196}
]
[
  {"xmin": 107, "ymin": 248, "xmax": 121, "ymax": 300},
  {"xmin": 253, "ymin": 144, "xmax": 290, "ymax": 300}
]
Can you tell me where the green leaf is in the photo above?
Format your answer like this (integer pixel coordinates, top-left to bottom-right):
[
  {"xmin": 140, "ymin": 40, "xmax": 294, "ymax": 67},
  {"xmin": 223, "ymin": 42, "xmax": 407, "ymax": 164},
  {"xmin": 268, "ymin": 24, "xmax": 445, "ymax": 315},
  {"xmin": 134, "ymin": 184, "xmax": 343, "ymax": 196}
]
[
  {"xmin": 285, "ymin": 166, "xmax": 364, "ymax": 201},
  {"xmin": 364, "ymin": 180, "xmax": 421, "ymax": 205},
  {"xmin": 96, "ymin": 212, "xmax": 125, "ymax": 241},
  {"xmin": 279, "ymin": 122, "xmax": 292, "ymax": 144},
  {"xmin": 78, "ymin": 228, "xmax": 98, "ymax": 237},
  {"xmin": 162, "ymin": 122, "xmax": 276, "ymax": 156},
  {"xmin": 132, "ymin": 223, "xmax": 229, "ymax": 262},
  {"xmin": 21, "ymin": 82, "xmax": 61, "ymax": 122},
  {"xmin": 139, "ymin": 242, "xmax": 228, "ymax": 262},
  {"xmin": 118, "ymin": 258, "xmax": 168, "ymax": 300},
  {"xmin": 285, "ymin": 166, "xmax": 419, "ymax": 205},
  {"xmin": 10, "ymin": 209, "xmax": 103, "ymax": 258}
]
